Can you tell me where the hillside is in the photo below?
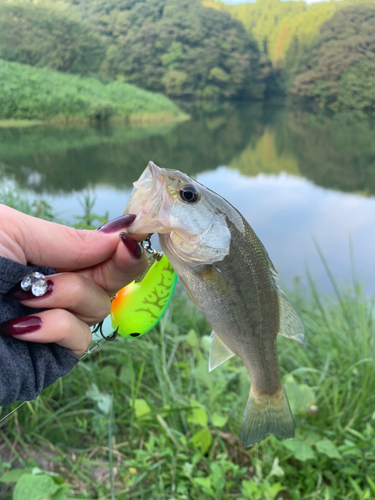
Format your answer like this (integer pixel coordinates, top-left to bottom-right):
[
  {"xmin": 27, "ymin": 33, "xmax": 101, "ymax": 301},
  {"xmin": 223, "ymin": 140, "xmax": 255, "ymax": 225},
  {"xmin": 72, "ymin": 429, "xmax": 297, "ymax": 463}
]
[
  {"xmin": 19, "ymin": 0, "xmax": 272, "ymax": 100},
  {"xmin": 214, "ymin": 0, "xmax": 340, "ymax": 64},
  {"xmin": 0, "ymin": 59, "xmax": 185, "ymax": 124},
  {"xmin": 291, "ymin": 5, "xmax": 375, "ymax": 110},
  {"xmin": 1, "ymin": 0, "xmax": 375, "ymax": 110}
]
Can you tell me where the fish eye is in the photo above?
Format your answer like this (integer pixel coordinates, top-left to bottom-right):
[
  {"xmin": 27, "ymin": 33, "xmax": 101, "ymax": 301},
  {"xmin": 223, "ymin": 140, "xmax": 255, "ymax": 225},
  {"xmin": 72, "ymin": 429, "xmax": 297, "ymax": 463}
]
[{"xmin": 179, "ymin": 185, "xmax": 200, "ymax": 204}]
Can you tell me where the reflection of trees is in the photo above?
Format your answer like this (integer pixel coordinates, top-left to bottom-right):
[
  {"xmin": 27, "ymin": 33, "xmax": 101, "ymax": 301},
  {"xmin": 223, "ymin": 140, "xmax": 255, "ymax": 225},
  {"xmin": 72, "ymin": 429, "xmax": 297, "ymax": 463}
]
[
  {"xmin": 229, "ymin": 124, "xmax": 299, "ymax": 177},
  {"xmin": 5, "ymin": 104, "xmax": 374, "ymax": 197},
  {"xmin": 282, "ymin": 110, "xmax": 375, "ymax": 195},
  {"xmin": 1, "ymin": 103, "xmax": 269, "ymax": 193}
]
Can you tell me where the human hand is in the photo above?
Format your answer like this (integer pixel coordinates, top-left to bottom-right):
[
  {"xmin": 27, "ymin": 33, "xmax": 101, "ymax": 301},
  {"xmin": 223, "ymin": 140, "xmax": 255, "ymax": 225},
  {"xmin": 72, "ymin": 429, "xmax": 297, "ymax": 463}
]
[{"xmin": 0, "ymin": 205, "xmax": 148, "ymax": 356}]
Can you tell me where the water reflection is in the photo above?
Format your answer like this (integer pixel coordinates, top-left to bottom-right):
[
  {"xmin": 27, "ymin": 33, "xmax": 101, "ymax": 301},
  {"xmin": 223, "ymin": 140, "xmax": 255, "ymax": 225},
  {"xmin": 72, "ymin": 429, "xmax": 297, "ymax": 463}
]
[
  {"xmin": 0, "ymin": 103, "xmax": 267, "ymax": 192},
  {"xmin": 1, "ymin": 103, "xmax": 375, "ymax": 292}
]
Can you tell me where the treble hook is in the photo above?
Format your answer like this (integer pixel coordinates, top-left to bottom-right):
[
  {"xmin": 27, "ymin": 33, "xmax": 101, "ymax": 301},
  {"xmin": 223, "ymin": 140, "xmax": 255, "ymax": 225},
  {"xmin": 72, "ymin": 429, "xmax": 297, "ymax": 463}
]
[
  {"xmin": 141, "ymin": 236, "xmax": 163, "ymax": 261},
  {"xmin": 91, "ymin": 319, "xmax": 118, "ymax": 341}
]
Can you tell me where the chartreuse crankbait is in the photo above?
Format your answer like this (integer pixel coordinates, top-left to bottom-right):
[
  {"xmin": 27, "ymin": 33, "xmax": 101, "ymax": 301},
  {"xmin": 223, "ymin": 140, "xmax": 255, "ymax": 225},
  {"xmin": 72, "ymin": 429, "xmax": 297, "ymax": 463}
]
[{"xmin": 110, "ymin": 250, "xmax": 177, "ymax": 338}]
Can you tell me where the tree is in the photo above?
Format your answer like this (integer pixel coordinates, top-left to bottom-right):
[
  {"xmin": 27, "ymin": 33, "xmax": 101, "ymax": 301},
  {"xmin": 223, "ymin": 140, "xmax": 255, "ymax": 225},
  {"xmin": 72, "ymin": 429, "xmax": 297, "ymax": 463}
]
[
  {"xmin": 290, "ymin": 5, "xmax": 375, "ymax": 109},
  {"xmin": 0, "ymin": 0, "xmax": 106, "ymax": 74},
  {"xmin": 60, "ymin": 0, "xmax": 270, "ymax": 99}
]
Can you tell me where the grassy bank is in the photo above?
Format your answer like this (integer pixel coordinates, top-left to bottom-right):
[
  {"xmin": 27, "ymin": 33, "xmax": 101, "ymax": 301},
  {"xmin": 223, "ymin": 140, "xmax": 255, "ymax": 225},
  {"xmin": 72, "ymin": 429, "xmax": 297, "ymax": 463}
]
[
  {"xmin": 0, "ymin": 198, "xmax": 374, "ymax": 499},
  {"xmin": 1, "ymin": 282, "xmax": 374, "ymax": 499},
  {"xmin": 0, "ymin": 60, "xmax": 187, "ymax": 124}
]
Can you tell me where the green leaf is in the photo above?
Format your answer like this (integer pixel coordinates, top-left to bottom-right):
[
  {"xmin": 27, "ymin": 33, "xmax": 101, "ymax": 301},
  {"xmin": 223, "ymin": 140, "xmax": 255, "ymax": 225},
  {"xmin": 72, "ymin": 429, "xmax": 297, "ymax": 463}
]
[
  {"xmin": 188, "ymin": 400, "xmax": 208, "ymax": 427},
  {"xmin": 367, "ymin": 476, "xmax": 375, "ymax": 494},
  {"xmin": 211, "ymin": 413, "xmax": 227, "ymax": 428},
  {"xmin": 195, "ymin": 360, "xmax": 213, "ymax": 390},
  {"xmin": 0, "ymin": 469, "xmax": 33, "ymax": 483},
  {"xmin": 241, "ymin": 480, "xmax": 257, "ymax": 496},
  {"xmin": 13, "ymin": 474, "xmax": 60, "ymax": 500},
  {"xmin": 315, "ymin": 439, "xmax": 341, "ymax": 459},
  {"xmin": 191, "ymin": 427, "xmax": 212, "ymax": 455},
  {"xmin": 132, "ymin": 399, "xmax": 152, "ymax": 419},
  {"xmin": 284, "ymin": 440, "xmax": 316, "ymax": 461},
  {"xmin": 192, "ymin": 476, "xmax": 214, "ymax": 496},
  {"xmin": 201, "ymin": 335, "xmax": 212, "ymax": 352},
  {"xmin": 50, "ymin": 485, "xmax": 70, "ymax": 500},
  {"xmin": 86, "ymin": 384, "xmax": 112, "ymax": 415},
  {"xmin": 268, "ymin": 457, "xmax": 285, "ymax": 478},
  {"xmin": 283, "ymin": 374, "xmax": 315, "ymax": 413},
  {"xmin": 186, "ymin": 329, "xmax": 198, "ymax": 347},
  {"xmin": 303, "ymin": 431, "xmax": 320, "ymax": 445}
]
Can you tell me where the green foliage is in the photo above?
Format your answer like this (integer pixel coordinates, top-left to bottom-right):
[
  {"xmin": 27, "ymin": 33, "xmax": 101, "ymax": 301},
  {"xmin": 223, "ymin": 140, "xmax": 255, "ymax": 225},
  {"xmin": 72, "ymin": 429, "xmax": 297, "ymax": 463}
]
[
  {"xmin": 216, "ymin": 0, "xmax": 375, "ymax": 104},
  {"xmin": 64, "ymin": 0, "xmax": 269, "ymax": 100},
  {"xmin": 338, "ymin": 58, "xmax": 375, "ymax": 110},
  {"xmin": 1, "ymin": 262, "xmax": 374, "ymax": 498},
  {"xmin": 73, "ymin": 191, "xmax": 109, "ymax": 229},
  {"xmin": 291, "ymin": 5, "xmax": 375, "ymax": 109},
  {"xmin": 216, "ymin": 0, "xmax": 340, "ymax": 66},
  {"xmin": 0, "ymin": 0, "xmax": 105, "ymax": 75},
  {"xmin": 0, "ymin": 467, "xmax": 71, "ymax": 500},
  {"xmin": 0, "ymin": 59, "xmax": 183, "ymax": 122}
]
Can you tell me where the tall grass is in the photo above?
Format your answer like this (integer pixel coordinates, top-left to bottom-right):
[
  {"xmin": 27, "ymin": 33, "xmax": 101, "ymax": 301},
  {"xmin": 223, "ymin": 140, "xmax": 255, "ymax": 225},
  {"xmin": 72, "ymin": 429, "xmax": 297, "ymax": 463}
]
[
  {"xmin": 1, "ymin": 273, "xmax": 374, "ymax": 499},
  {"xmin": 0, "ymin": 60, "xmax": 186, "ymax": 124}
]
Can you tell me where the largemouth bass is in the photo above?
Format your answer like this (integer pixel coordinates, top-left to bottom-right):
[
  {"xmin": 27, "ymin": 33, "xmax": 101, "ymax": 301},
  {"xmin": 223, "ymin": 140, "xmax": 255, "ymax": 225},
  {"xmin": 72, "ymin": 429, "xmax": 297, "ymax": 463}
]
[{"xmin": 124, "ymin": 161, "xmax": 305, "ymax": 447}]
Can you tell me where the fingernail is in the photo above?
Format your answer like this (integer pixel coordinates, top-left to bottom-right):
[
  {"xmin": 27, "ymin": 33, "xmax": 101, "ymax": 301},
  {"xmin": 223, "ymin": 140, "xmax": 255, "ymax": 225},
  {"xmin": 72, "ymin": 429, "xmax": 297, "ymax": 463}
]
[
  {"xmin": 0, "ymin": 316, "xmax": 42, "ymax": 336},
  {"xmin": 98, "ymin": 215, "xmax": 137, "ymax": 233},
  {"xmin": 119, "ymin": 232, "xmax": 143, "ymax": 259},
  {"xmin": 5, "ymin": 280, "xmax": 54, "ymax": 301}
]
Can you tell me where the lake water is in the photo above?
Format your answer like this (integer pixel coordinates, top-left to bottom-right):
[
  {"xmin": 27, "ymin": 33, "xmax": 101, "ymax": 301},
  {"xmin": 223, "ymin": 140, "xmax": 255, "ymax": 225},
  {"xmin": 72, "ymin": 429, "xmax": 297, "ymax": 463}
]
[{"xmin": 1, "ymin": 102, "xmax": 375, "ymax": 294}]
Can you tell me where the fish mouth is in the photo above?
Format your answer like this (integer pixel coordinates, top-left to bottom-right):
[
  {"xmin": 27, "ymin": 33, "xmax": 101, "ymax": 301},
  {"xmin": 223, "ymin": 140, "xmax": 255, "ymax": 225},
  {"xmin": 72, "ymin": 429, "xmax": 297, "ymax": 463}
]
[{"xmin": 124, "ymin": 161, "xmax": 173, "ymax": 235}]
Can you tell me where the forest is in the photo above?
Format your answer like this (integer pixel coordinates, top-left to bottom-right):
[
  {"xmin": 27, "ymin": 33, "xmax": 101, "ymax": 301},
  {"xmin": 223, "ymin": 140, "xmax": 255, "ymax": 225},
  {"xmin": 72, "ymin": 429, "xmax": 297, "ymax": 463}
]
[{"xmin": 1, "ymin": 0, "xmax": 375, "ymax": 113}]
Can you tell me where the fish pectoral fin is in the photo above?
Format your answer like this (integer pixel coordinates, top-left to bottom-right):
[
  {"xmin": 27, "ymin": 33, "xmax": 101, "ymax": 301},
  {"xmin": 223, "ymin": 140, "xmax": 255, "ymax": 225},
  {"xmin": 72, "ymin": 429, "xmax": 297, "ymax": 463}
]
[
  {"xmin": 277, "ymin": 290, "xmax": 305, "ymax": 347},
  {"xmin": 209, "ymin": 331, "xmax": 235, "ymax": 372}
]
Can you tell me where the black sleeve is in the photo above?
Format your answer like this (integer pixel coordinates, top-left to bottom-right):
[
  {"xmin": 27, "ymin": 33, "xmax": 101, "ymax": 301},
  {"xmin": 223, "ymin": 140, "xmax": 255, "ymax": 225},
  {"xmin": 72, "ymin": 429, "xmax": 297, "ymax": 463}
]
[{"xmin": 0, "ymin": 256, "xmax": 79, "ymax": 407}]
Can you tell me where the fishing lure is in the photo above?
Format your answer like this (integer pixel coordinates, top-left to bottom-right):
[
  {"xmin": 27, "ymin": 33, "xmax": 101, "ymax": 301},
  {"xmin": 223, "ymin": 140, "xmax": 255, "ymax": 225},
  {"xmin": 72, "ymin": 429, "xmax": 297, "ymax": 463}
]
[{"xmin": 110, "ymin": 249, "xmax": 178, "ymax": 338}]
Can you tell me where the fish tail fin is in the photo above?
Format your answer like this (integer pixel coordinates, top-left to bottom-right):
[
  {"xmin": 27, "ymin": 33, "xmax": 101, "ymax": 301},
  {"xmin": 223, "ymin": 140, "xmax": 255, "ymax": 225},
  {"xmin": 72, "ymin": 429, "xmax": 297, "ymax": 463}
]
[{"xmin": 241, "ymin": 384, "xmax": 295, "ymax": 447}]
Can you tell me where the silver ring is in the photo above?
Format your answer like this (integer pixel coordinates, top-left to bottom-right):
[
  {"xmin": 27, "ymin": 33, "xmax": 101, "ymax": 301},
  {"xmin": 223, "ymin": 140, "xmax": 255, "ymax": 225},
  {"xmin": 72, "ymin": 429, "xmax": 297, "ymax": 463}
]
[{"xmin": 21, "ymin": 272, "xmax": 48, "ymax": 297}]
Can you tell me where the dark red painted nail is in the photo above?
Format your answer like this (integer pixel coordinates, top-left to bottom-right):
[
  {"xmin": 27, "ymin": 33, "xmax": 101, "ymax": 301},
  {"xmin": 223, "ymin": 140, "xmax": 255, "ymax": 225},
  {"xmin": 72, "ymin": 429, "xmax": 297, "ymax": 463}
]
[
  {"xmin": 119, "ymin": 232, "xmax": 143, "ymax": 259},
  {"xmin": 98, "ymin": 215, "xmax": 136, "ymax": 233},
  {"xmin": 0, "ymin": 316, "xmax": 43, "ymax": 336},
  {"xmin": 4, "ymin": 280, "xmax": 54, "ymax": 301}
]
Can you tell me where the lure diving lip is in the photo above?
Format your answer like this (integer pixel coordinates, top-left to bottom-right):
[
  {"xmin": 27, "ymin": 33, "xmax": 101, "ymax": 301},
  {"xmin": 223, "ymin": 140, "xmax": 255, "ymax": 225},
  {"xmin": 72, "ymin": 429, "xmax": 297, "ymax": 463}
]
[{"xmin": 110, "ymin": 253, "xmax": 177, "ymax": 338}]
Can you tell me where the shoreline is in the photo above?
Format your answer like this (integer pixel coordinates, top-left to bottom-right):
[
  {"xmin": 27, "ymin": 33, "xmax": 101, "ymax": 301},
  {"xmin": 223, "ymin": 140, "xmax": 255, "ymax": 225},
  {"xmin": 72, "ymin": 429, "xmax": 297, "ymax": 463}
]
[{"xmin": 0, "ymin": 112, "xmax": 190, "ymax": 129}]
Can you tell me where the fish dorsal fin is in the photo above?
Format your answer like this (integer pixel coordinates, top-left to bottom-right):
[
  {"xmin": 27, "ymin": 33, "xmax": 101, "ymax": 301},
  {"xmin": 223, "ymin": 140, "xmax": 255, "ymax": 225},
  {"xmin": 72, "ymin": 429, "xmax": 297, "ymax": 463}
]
[
  {"xmin": 209, "ymin": 331, "xmax": 235, "ymax": 372},
  {"xmin": 277, "ymin": 290, "xmax": 305, "ymax": 346}
]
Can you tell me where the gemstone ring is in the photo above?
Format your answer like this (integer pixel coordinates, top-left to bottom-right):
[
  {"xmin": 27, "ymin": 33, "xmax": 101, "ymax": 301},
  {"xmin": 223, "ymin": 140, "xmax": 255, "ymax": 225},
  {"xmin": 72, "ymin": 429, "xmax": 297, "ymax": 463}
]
[{"xmin": 20, "ymin": 272, "xmax": 48, "ymax": 297}]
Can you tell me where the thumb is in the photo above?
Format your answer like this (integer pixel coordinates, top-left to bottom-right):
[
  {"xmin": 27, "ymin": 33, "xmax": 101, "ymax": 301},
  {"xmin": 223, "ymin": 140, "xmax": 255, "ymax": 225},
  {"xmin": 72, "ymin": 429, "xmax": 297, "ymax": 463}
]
[{"xmin": 1, "ymin": 205, "xmax": 124, "ymax": 270}]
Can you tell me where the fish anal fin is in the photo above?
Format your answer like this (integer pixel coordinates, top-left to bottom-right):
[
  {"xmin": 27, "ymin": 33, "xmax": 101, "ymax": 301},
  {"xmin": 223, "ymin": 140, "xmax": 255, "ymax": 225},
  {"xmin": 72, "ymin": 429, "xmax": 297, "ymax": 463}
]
[
  {"xmin": 209, "ymin": 331, "xmax": 235, "ymax": 372},
  {"xmin": 278, "ymin": 290, "xmax": 305, "ymax": 347},
  {"xmin": 241, "ymin": 385, "xmax": 295, "ymax": 447}
]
